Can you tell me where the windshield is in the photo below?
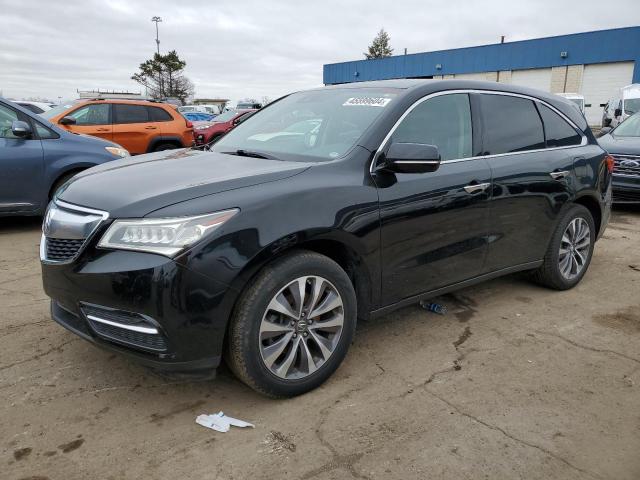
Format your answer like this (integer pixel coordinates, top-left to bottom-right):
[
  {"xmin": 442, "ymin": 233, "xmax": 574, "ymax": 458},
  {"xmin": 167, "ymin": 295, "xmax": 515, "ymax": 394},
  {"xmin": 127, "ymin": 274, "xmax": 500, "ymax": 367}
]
[
  {"xmin": 613, "ymin": 113, "xmax": 640, "ymax": 137},
  {"xmin": 212, "ymin": 88, "xmax": 398, "ymax": 162},
  {"xmin": 41, "ymin": 102, "xmax": 77, "ymax": 119},
  {"xmin": 213, "ymin": 110, "xmax": 242, "ymax": 122},
  {"xmin": 569, "ymin": 98, "xmax": 584, "ymax": 111},
  {"xmin": 624, "ymin": 98, "xmax": 640, "ymax": 116}
]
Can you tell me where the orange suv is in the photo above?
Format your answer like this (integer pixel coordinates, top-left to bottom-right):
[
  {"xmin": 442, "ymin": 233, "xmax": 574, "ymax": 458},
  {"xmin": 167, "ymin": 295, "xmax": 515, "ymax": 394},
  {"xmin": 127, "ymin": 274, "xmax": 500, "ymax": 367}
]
[{"xmin": 43, "ymin": 99, "xmax": 194, "ymax": 154}]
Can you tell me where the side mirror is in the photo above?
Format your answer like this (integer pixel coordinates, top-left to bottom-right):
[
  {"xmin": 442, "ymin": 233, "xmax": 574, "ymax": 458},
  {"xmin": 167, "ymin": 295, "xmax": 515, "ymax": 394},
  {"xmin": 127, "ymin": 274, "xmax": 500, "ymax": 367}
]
[
  {"xmin": 11, "ymin": 120, "xmax": 32, "ymax": 138},
  {"xmin": 599, "ymin": 126, "xmax": 612, "ymax": 136},
  {"xmin": 614, "ymin": 108, "xmax": 622, "ymax": 117},
  {"xmin": 59, "ymin": 116, "xmax": 76, "ymax": 126},
  {"xmin": 384, "ymin": 142, "xmax": 441, "ymax": 173}
]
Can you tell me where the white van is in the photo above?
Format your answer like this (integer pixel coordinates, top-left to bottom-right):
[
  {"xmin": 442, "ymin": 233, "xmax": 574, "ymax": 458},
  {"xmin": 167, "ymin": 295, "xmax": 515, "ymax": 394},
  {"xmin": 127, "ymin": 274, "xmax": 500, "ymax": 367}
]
[
  {"xmin": 557, "ymin": 93, "xmax": 586, "ymax": 114},
  {"xmin": 602, "ymin": 84, "xmax": 640, "ymax": 128}
]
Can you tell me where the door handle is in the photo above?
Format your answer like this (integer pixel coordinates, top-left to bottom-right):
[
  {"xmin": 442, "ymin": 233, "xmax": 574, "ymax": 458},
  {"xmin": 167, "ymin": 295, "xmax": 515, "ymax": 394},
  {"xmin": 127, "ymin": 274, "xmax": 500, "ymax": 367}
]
[
  {"xmin": 144, "ymin": 126, "xmax": 158, "ymax": 130},
  {"xmin": 96, "ymin": 128, "xmax": 110, "ymax": 132},
  {"xmin": 549, "ymin": 170, "xmax": 570, "ymax": 180},
  {"xmin": 464, "ymin": 182, "xmax": 490, "ymax": 194}
]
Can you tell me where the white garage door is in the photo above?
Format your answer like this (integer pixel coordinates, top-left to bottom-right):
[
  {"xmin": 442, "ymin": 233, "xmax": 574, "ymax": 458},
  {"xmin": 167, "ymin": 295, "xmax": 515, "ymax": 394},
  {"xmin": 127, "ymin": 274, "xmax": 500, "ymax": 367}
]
[
  {"xmin": 454, "ymin": 72, "xmax": 490, "ymax": 81},
  {"xmin": 511, "ymin": 68, "xmax": 552, "ymax": 91},
  {"xmin": 581, "ymin": 62, "xmax": 634, "ymax": 126}
]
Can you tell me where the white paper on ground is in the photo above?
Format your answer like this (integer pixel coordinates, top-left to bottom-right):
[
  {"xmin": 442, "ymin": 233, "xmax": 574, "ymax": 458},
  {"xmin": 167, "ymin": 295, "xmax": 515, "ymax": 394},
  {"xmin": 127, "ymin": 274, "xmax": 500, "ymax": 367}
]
[{"xmin": 196, "ymin": 412, "xmax": 255, "ymax": 433}]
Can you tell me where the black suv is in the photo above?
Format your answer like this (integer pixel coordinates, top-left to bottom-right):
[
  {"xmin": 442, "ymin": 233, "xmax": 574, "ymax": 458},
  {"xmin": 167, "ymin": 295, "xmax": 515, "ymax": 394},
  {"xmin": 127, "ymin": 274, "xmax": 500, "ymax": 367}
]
[{"xmin": 41, "ymin": 80, "xmax": 612, "ymax": 397}]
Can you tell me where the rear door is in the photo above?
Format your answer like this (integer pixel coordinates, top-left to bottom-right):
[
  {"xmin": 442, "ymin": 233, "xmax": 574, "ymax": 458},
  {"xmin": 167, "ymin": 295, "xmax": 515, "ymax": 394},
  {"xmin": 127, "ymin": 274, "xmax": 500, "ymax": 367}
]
[
  {"xmin": 0, "ymin": 102, "xmax": 44, "ymax": 212},
  {"xmin": 112, "ymin": 104, "xmax": 155, "ymax": 154},
  {"xmin": 375, "ymin": 93, "xmax": 492, "ymax": 305},
  {"xmin": 62, "ymin": 103, "xmax": 112, "ymax": 142},
  {"xmin": 477, "ymin": 93, "xmax": 583, "ymax": 272}
]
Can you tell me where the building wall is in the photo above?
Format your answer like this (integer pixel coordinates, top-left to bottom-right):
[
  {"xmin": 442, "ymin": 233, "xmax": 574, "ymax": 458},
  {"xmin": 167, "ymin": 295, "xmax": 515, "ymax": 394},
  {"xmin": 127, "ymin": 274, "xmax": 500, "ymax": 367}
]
[{"xmin": 323, "ymin": 26, "xmax": 640, "ymax": 85}]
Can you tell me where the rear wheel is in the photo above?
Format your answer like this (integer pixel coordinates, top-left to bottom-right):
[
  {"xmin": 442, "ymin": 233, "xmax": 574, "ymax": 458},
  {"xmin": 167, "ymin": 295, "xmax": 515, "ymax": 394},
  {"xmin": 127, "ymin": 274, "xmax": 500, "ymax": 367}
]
[
  {"xmin": 226, "ymin": 251, "xmax": 357, "ymax": 397},
  {"xmin": 531, "ymin": 204, "xmax": 595, "ymax": 290}
]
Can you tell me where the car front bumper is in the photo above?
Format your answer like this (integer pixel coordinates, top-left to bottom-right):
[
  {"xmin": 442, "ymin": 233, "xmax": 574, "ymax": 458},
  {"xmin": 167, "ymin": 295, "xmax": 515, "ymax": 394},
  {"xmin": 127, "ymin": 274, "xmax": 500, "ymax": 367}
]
[
  {"xmin": 42, "ymin": 248, "xmax": 235, "ymax": 373},
  {"xmin": 612, "ymin": 174, "xmax": 640, "ymax": 203}
]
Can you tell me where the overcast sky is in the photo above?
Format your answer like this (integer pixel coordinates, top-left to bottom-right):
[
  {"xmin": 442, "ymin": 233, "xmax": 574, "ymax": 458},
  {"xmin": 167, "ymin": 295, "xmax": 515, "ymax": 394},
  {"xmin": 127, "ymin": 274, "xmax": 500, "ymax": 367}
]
[{"xmin": 1, "ymin": 0, "xmax": 639, "ymax": 105}]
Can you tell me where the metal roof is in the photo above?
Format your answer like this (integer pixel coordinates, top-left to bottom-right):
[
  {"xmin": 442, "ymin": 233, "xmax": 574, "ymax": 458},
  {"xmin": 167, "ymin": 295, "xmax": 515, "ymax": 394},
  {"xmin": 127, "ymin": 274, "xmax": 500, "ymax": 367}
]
[{"xmin": 323, "ymin": 26, "xmax": 640, "ymax": 85}]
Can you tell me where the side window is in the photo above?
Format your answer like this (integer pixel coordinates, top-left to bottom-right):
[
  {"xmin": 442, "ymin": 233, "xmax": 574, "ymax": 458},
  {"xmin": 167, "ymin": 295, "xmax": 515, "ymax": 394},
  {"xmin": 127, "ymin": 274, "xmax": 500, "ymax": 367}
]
[
  {"xmin": 148, "ymin": 106, "xmax": 173, "ymax": 122},
  {"xmin": 34, "ymin": 122, "xmax": 59, "ymax": 139},
  {"xmin": 538, "ymin": 104, "xmax": 582, "ymax": 147},
  {"xmin": 68, "ymin": 104, "xmax": 110, "ymax": 125},
  {"xmin": 479, "ymin": 94, "xmax": 545, "ymax": 154},
  {"xmin": 392, "ymin": 93, "xmax": 472, "ymax": 160},
  {"xmin": 113, "ymin": 104, "xmax": 149, "ymax": 124},
  {"xmin": 0, "ymin": 104, "xmax": 20, "ymax": 139}
]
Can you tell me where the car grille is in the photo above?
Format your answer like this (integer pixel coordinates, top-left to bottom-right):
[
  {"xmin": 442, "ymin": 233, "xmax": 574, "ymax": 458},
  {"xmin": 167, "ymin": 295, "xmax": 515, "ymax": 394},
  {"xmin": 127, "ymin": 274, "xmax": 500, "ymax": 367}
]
[
  {"xmin": 81, "ymin": 304, "xmax": 168, "ymax": 353},
  {"xmin": 41, "ymin": 200, "xmax": 107, "ymax": 263},
  {"xmin": 45, "ymin": 238, "xmax": 85, "ymax": 261},
  {"xmin": 612, "ymin": 155, "xmax": 640, "ymax": 178}
]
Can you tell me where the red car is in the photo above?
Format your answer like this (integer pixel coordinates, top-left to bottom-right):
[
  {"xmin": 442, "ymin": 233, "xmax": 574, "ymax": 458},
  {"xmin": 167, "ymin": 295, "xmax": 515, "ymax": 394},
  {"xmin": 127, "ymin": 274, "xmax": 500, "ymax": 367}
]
[{"xmin": 193, "ymin": 109, "xmax": 256, "ymax": 145}]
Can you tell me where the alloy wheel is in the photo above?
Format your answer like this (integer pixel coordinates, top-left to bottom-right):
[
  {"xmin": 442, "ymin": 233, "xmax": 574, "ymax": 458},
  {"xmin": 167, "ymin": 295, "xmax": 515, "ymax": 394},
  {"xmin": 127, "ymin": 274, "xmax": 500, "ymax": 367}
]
[
  {"xmin": 259, "ymin": 276, "xmax": 344, "ymax": 380},
  {"xmin": 558, "ymin": 217, "xmax": 591, "ymax": 280}
]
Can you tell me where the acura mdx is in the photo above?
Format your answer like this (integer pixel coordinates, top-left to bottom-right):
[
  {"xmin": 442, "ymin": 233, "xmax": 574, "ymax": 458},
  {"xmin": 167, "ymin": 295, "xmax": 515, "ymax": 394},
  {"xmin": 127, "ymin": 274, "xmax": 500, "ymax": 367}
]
[{"xmin": 40, "ymin": 80, "xmax": 613, "ymax": 397}]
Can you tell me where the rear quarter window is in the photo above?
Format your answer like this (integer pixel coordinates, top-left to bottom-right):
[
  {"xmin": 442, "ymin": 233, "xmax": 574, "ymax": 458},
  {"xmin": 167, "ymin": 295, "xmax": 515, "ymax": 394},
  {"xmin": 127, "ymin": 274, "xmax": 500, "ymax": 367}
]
[
  {"xmin": 479, "ymin": 94, "xmax": 545, "ymax": 155},
  {"xmin": 538, "ymin": 104, "xmax": 582, "ymax": 147},
  {"xmin": 148, "ymin": 106, "xmax": 174, "ymax": 122}
]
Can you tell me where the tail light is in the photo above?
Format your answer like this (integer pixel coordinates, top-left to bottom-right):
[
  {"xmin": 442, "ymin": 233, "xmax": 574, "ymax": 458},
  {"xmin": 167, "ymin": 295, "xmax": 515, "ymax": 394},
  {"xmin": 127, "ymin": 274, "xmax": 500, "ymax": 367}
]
[
  {"xmin": 185, "ymin": 119, "xmax": 193, "ymax": 128},
  {"xmin": 604, "ymin": 154, "xmax": 614, "ymax": 174}
]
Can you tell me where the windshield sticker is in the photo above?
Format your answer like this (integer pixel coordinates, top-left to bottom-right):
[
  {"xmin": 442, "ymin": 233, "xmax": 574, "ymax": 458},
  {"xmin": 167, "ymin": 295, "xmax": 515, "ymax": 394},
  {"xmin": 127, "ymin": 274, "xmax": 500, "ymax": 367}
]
[{"xmin": 343, "ymin": 97, "xmax": 392, "ymax": 107}]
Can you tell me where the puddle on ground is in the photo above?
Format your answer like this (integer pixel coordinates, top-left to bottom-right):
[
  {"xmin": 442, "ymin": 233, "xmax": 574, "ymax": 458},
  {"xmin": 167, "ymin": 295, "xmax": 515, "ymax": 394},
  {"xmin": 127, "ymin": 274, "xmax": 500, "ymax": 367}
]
[{"xmin": 593, "ymin": 306, "xmax": 640, "ymax": 335}]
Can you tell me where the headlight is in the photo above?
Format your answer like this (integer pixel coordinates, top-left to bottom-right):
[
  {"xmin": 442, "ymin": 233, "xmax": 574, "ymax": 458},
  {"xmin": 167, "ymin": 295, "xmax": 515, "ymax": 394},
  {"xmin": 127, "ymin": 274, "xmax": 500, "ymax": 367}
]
[
  {"xmin": 194, "ymin": 124, "xmax": 213, "ymax": 130},
  {"xmin": 98, "ymin": 209, "xmax": 239, "ymax": 257},
  {"xmin": 105, "ymin": 146, "xmax": 130, "ymax": 157}
]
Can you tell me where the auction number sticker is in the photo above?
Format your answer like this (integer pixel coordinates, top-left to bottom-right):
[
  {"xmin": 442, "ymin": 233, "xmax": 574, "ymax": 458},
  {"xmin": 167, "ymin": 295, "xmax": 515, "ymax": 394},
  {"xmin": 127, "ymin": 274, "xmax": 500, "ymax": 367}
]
[{"xmin": 343, "ymin": 97, "xmax": 392, "ymax": 107}]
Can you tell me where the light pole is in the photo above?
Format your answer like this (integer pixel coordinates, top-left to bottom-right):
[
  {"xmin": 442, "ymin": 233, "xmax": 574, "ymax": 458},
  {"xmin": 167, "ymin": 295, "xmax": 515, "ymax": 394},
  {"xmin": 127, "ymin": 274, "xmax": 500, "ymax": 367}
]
[
  {"xmin": 151, "ymin": 16, "xmax": 163, "ymax": 98},
  {"xmin": 151, "ymin": 16, "xmax": 162, "ymax": 55}
]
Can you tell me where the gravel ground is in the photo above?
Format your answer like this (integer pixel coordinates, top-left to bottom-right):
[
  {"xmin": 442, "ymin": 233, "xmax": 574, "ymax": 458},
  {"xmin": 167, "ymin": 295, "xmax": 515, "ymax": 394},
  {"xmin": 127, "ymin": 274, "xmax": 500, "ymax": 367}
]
[{"xmin": 2, "ymin": 207, "xmax": 639, "ymax": 480}]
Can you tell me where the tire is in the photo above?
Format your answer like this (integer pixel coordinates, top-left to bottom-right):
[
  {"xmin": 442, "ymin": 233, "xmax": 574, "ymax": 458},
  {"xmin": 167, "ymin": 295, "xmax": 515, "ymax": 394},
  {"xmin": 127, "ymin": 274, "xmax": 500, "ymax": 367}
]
[
  {"xmin": 152, "ymin": 142, "xmax": 179, "ymax": 152},
  {"xmin": 531, "ymin": 204, "xmax": 596, "ymax": 290},
  {"xmin": 226, "ymin": 250, "xmax": 357, "ymax": 397},
  {"xmin": 50, "ymin": 171, "xmax": 80, "ymax": 200}
]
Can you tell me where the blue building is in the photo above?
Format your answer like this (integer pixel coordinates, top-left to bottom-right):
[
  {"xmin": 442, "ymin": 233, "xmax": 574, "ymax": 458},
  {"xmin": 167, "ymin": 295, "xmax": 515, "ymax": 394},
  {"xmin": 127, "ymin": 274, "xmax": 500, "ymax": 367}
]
[{"xmin": 323, "ymin": 26, "xmax": 640, "ymax": 125}]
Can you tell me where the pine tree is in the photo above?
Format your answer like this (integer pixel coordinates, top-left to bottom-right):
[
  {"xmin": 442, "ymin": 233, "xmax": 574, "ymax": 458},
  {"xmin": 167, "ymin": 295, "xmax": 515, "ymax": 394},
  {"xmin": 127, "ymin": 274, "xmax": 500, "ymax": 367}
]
[{"xmin": 364, "ymin": 29, "xmax": 394, "ymax": 59}]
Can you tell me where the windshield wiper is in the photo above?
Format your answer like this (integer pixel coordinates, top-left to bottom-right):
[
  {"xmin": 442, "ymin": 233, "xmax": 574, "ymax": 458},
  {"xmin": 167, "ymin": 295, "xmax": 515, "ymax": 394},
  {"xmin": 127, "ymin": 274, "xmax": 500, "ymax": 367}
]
[{"xmin": 223, "ymin": 149, "xmax": 280, "ymax": 160}]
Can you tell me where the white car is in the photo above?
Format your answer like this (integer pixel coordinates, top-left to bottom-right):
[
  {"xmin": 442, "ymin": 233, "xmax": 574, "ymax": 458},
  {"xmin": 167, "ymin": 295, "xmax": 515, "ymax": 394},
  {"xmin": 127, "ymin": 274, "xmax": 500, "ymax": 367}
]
[
  {"xmin": 178, "ymin": 104, "xmax": 221, "ymax": 115},
  {"xmin": 557, "ymin": 93, "xmax": 586, "ymax": 114},
  {"xmin": 14, "ymin": 101, "xmax": 56, "ymax": 114}
]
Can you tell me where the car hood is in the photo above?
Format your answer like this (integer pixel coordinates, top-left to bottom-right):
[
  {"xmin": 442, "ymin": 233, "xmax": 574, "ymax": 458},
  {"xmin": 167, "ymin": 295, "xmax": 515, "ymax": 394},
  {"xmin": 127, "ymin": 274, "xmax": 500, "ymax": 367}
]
[
  {"xmin": 58, "ymin": 148, "xmax": 312, "ymax": 217},
  {"xmin": 598, "ymin": 134, "xmax": 640, "ymax": 155}
]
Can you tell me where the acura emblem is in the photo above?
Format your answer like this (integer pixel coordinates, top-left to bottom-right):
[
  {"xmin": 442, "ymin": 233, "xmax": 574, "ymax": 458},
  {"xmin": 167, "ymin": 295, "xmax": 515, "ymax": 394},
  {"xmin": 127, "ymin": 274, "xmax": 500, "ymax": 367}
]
[{"xmin": 620, "ymin": 159, "xmax": 640, "ymax": 168}]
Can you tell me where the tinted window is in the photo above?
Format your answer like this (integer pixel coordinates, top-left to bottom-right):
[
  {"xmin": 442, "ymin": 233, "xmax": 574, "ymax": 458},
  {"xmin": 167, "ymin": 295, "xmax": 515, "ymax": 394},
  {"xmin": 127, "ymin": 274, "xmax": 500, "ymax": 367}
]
[
  {"xmin": 0, "ymin": 104, "xmax": 20, "ymax": 139},
  {"xmin": 479, "ymin": 94, "xmax": 544, "ymax": 154},
  {"xmin": 68, "ymin": 104, "xmax": 110, "ymax": 125},
  {"xmin": 148, "ymin": 106, "xmax": 173, "ymax": 122},
  {"xmin": 392, "ymin": 93, "xmax": 472, "ymax": 160},
  {"xmin": 114, "ymin": 104, "xmax": 149, "ymax": 124},
  {"xmin": 538, "ymin": 104, "xmax": 582, "ymax": 147}
]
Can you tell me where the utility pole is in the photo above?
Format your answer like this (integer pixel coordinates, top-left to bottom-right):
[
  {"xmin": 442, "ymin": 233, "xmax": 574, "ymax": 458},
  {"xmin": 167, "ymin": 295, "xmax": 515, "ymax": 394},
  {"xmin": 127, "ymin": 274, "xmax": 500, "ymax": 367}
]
[
  {"xmin": 151, "ymin": 16, "xmax": 163, "ymax": 98},
  {"xmin": 151, "ymin": 16, "xmax": 162, "ymax": 55}
]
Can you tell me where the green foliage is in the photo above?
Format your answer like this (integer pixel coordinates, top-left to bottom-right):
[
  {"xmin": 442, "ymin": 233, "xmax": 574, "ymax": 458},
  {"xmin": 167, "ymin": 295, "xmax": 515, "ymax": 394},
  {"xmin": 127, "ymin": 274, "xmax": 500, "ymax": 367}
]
[
  {"xmin": 131, "ymin": 50, "xmax": 194, "ymax": 103},
  {"xmin": 364, "ymin": 29, "xmax": 394, "ymax": 60}
]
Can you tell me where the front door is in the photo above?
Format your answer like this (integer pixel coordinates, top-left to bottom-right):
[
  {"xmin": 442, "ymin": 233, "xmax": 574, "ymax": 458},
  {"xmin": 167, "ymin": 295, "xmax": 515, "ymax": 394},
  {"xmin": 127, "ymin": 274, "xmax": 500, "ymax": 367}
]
[
  {"xmin": 0, "ymin": 102, "xmax": 44, "ymax": 213},
  {"xmin": 60, "ymin": 103, "xmax": 112, "ymax": 142},
  {"xmin": 374, "ymin": 93, "xmax": 492, "ymax": 306}
]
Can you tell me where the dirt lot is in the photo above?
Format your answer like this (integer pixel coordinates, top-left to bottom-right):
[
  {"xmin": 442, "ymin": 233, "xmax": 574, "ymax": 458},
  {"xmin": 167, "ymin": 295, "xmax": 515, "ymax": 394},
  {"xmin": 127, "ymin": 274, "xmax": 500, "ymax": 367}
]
[{"xmin": 2, "ymin": 208, "xmax": 639, "ymax": 480}]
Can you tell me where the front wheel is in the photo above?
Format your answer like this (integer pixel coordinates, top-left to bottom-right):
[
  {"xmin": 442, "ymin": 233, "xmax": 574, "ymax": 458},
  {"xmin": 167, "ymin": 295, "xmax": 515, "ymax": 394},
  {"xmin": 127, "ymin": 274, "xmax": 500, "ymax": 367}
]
[
  {"xmin": 226, "ymin": 251, "xmax": 357, "ymax": 397},
  {"xmin": 531, "ymin": 204, "xmax": 596, "ymax": 290}
]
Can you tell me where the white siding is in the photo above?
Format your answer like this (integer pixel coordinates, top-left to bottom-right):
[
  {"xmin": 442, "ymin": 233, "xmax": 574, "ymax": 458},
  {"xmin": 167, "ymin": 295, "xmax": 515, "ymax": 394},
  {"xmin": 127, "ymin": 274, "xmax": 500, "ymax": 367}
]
[
  {"xmin": 453, "ymin": 72, "xmax": 490, "ymax": 81},
  {"xmin": 581, "ymin": 62, "xmax": 634, "ymax": 126},
  {"xmin": 511, "ymin": 68, "xmax": 552, "ymax": 91}
]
